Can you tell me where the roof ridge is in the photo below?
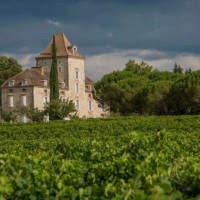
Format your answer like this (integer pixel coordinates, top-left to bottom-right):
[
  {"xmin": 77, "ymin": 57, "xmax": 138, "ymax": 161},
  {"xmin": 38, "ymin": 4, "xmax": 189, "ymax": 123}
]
[{"xmin": 62, "ymin": 33, "xmax": 68, "ymax": 55}]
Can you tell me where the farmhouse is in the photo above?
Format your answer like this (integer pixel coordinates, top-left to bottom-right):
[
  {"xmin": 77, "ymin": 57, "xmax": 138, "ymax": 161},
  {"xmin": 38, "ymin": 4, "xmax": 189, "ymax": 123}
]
[{"xmin": 0, "ymin": 33, "xmax": 107, "ymax": 122}]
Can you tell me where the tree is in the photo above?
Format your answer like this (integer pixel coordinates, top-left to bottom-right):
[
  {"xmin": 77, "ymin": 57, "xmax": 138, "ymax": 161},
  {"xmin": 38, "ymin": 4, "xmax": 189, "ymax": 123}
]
[
  {"xmin": 0, "ymin": 107, "xmax": 17, "ymax": 122},
  {"xmin": 0, "ymin": 56, "xmax": 23, "ymax": 106},
  {"xmin": 185, "ymin": 68, "xmax": 192, "ymax": 74},
  {"xmin": 168, "ymin": 71, "xmax": 200, "ymax": 114},
  {"xmin": 173, "ymin": 63, "xmax": 183, "ymax": 74},
  {"xmin": 50, "ymin": 35, "xmax": 59, "ymax": 101},
  {"xmin": 95, "ymin": 60, "xmax": 188, "ymax": 115},
  {"xmin": 125, "ymin": 60, "xmax": 152, "ymax": 75},
  {"xmin": 16, "ymin": 105, "xmax": 45, "ymax": 122},
  {"xmin": 44, "ymin": 99, "xmax": 76, "ymax": 120}
]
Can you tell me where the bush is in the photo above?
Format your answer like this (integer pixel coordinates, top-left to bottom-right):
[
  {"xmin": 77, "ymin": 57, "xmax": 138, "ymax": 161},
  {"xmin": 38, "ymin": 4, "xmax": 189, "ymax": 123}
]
[{"xmin": 44, "ymin": 99, "xmax": 76, "ymax": 120}]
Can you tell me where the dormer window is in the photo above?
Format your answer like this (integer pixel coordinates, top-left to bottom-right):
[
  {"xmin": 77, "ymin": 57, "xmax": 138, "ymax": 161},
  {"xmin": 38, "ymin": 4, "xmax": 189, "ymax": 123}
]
[
  {"xmin": 8, "ymin": 80, "xmax": 14, "ymax": 86},
  {"xmin": 41, "ymin": 80, "xmax": 48, "ymax": 86},
  {"xmin": 21, "ymin": 80, "xmax": 27, "ymax": 86},
  {"xmin": 87, "ymin": 85, "xmax": 92, "ymax": 91},
  {"xmin": 73, "ymin": 47, "xmax": 77, "ymax": 55}
]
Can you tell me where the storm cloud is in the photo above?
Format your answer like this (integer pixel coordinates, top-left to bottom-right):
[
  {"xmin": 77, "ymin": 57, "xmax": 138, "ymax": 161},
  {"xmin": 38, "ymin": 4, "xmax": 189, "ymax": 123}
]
[{"xmin": 1, "ymin": 0, "xmax": 200, "ymax": 80}]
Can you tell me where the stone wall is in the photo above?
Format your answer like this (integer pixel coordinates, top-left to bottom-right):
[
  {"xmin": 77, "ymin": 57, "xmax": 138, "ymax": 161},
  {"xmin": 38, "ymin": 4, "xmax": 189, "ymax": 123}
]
[{"xmin": 1, "ymin": 86, "xmax": 33, "ymax": 111}]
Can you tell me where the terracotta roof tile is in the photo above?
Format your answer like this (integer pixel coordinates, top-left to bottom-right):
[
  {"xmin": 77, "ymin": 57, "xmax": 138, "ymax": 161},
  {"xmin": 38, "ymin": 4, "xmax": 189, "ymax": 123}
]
[
  {"xmin": 0, "ymin": 67, "xmax": 66, "ymax": 89},
  {"xmin": 36, "ymin": 33, "xmax": 84, "ymax": 59}
]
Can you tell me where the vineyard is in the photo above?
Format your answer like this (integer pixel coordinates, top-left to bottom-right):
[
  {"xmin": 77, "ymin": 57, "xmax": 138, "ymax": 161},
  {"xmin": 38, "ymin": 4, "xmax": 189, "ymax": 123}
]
[{"xmin": 0, "ymin": 116, "xmax": 200, "ymax": 199}]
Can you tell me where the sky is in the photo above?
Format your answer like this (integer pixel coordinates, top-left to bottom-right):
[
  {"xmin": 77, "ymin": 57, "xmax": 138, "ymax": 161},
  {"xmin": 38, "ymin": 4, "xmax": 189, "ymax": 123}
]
[{"xmin": 1, "ymin": 0, "xmax": 200, "ymax": 81}]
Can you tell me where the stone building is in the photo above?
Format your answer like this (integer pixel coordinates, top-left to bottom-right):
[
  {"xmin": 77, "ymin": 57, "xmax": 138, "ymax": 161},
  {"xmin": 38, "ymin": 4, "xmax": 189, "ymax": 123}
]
[{"xmin": 0, "ymin": 33, "xmax": 107, "ymax": 122}]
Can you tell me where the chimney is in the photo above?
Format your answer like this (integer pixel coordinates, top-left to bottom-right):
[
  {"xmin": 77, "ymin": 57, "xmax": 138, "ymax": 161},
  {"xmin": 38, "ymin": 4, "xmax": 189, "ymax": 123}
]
[{"xmin": 31, "ymin": 66, "xmax": 44, "ymax": 75}]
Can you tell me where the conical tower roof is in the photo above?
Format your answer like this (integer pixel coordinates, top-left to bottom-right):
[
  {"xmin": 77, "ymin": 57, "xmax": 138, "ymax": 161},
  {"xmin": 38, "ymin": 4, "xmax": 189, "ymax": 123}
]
[{"xmin": 36, "ymin": 33, "xmax": 84, "ymax": 59}]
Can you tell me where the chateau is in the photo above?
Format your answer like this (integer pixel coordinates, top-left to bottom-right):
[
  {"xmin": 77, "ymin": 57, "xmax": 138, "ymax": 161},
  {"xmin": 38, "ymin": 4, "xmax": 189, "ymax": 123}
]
[{"xmin": 0, "ymin": 33, "xmax": 107, "ymax": 122}]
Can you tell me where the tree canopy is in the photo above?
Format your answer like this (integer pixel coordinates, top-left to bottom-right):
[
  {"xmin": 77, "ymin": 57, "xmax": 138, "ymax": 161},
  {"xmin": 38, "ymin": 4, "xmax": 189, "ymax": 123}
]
[
  {"xmin": 0, "ymin": 56, "xmax": 22, "ymax": 85},
  {"xmin": 95, "ymin": 60, "xmax": 200, "ymax": 115}
]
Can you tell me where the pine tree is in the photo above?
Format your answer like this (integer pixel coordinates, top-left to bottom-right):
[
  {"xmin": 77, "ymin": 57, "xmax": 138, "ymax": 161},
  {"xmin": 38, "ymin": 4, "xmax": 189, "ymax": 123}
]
[
  {"xmin": 50, "ymin": 35, "xmax": 59, "ymax": 101},
  {"xmin": 173, "ymin": 63, "xmax": 178, "ymax": 73}
]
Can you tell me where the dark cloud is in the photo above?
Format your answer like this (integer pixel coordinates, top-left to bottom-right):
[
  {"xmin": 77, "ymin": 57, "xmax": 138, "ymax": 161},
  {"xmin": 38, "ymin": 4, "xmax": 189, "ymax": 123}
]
[{"xmin": 0, "ymin": 0, "xmax": 200, "ymax": 68}]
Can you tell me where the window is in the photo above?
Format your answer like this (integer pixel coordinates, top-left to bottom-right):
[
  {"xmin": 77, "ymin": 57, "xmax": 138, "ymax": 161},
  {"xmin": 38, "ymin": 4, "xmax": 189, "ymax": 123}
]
[
  {"xmin": 44, "ymin": 89, "xmax": 48, "ymax": 95},
  {"xmin": 75, "ymin": 83, "xmax": 79, "ymax": 93},
  {"xmin": 73, "ymin": 48, "xmax": 77, "ymax": 55},
  {"xmin": 87, "ymin": 85, "xmax": 92, "ymax": 91},
  {"xmin": 43, "ymin": 80, "xmax": 48, "ymax": 86},
  {"xmin": 43, "ymin": 96, "xmax": 48, "ymax": 106},
  {"xmin": 21, "ymin": 80, "xmax": 27, "ymax": 86},
  {"xmin": 8, "ymin": 96, "xmax": 13, "ymax": 107},
  {"xmin": 21, "ymin": 116, "xmax": 27, "ymax": 123},
  {"xmin": 88, "ymin": 101, "xmax": 93, "ymax": 111},
  {"xmin": 21, "ymin": 95, "xmax": 26, "ymax": 106},
  {"xmin": 22, "ymin": 89, "xmax": 26, "ymax": 93},
  {"xmin": 44, "ymin": 61, "xmax": 47, "ymax": 65},
  {"xmin": 75, "ymin": 71, "xmax": 79, "ymax": 79},
  {"xmin": 75, "ymin": 100, "xmax": 80, "ymax": 110},
  {"xmin": 9, "ymin": 89, "xmax": 13, "ymax": 95},
  {"xmin": 8, "ymin": 80, "xmax": 14, "ymax": 86},
  {"xmin": 88, "ymin": 94, "xmax": 92, "ymax": 99}
]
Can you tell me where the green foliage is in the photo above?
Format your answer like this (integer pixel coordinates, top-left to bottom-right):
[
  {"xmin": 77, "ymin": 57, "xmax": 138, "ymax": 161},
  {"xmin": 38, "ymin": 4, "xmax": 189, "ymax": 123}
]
[
  {"xmin": 95, "ymin": 60, "xmax": 200, "ymax": 115},
  {"xmin": 0, "ymin": 56, "xmax": 22, "ymax": 85},
  {"xmin": 0, "ymin": 107, "xmax": 17, "ymax": 122},
  {"xmin": 168, "ymin": 71, "xmax": 200, "ymax": 114},
  {"xmin": 0, "ymin": 56, "xmax": 23, "ymax": 106},
  {"xmin": 0, "ymin": 116, "xmax": 200, "ymax": 199},
  {"xmin": 173, "ymin": 63, "xmax": 183, "ymax": 74},
  {"xmin": 16, "ymin": 105, "xmax": 45, "ymax": 122},
  {"xmin": 44, "ymin": 99, "xmax": 76, "ymax": 120},
  {"xmin": 50, "ymin": 35, "xmax": 59, "ymax": 102},
  {"xmin": 125, "ymin": 60, "xmax": 153, "ymax": 75}
]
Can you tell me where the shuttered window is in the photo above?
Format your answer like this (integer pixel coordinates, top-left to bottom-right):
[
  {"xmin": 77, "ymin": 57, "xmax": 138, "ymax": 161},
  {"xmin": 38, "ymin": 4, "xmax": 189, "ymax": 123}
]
[
  {"xmin": 21, "ymin": 95, "xmax": 26, "ymax": 106},
  {"xmin": 88, "ymin": 101, "xmax": 93, "ymax": 111},
  {"xmin": 8, "ymin": 96, "xmax": 13, "ymax": 107}
]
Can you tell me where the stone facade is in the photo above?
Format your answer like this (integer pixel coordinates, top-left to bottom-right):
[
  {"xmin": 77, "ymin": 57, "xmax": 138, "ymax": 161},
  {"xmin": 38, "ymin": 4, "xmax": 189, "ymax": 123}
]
[{"xmin": 0, "ymin": 33, "xmax": 108, "ymax": 121}]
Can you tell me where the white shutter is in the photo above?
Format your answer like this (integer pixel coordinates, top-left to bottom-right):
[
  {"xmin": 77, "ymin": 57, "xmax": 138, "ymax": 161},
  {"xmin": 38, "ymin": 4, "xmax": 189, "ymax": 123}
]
[
  {"xmin": 8, "ymin": 96, "xmax": 13, "ymax": 107},
  {"xmin": 21, "ymin": 95, "xmax": 26, "ymax": 106},
  {"xmin": 75, "ymin": 83, "xmax": 79, "ymax": 93},
  {"xmin": 88, "ymin": 101, "xmax": 93, "ymax": 111}
]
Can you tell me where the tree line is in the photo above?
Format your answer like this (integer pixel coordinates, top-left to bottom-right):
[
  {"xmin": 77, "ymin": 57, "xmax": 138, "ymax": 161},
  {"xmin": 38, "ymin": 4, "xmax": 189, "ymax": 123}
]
[{"xmin": 94, "ymin": 60, "xmax": 200, "ymax": 115}]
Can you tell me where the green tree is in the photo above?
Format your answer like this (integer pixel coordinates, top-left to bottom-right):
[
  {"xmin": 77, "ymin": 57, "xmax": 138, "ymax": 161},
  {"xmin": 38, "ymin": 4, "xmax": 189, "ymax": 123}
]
[
  {"xmin": 0, "ymin": 107, "xmax": 17, "ymax": 122},
  {"xmin": 173, "ymin": 63, "xmax": 183, "ymax": 74},
  {"xmin": 185, "ymin": 68, "xmax": 192, "ymax": 74},
  {"xmin": 95, "ymin": 60, "xmax": 187, "ymax": 115},
  {"xmin": 168, "ymin": 71, "xmax": 200, "ymax": 114},
  {"xmin": 125, "ymin": 60, "xmax": 152, "ymax": 75},
  {"xmin": 44, "ymin": 99, "xmax": 76, "ymax": 120},
  {"xmin": 50, "ymin": 35, "xmax": 59, "ymax": 101},
  {"xmin": 16, "ymin": 105, "xmax": 45, "ymax": 122},
  {"xmin": 0, "ymin": 56, "xmax": 23, "ymax": 106}
]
